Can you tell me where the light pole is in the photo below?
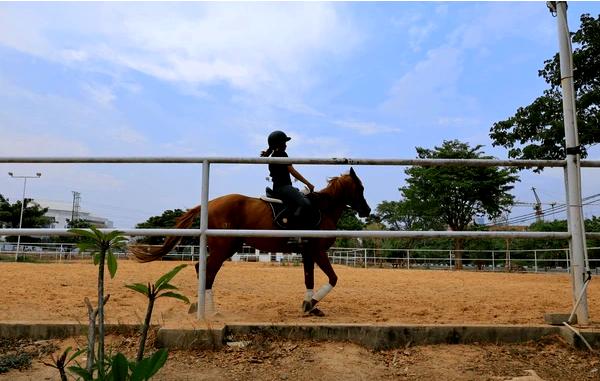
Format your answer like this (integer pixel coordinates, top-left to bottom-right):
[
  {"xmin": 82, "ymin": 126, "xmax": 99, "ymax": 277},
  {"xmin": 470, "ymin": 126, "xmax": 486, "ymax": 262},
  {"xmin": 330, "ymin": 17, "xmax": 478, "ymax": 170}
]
[{"xmin": 8, "ymin": 172, "xmax": 42, "ymax": 261}]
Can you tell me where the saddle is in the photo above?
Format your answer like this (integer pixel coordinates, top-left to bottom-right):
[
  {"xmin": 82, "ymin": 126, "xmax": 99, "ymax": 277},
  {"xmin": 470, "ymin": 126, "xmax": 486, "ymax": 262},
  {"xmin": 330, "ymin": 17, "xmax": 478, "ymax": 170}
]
[{"xmin": 261, "ymin": 187, "xmax": 321, "ymax": 229}]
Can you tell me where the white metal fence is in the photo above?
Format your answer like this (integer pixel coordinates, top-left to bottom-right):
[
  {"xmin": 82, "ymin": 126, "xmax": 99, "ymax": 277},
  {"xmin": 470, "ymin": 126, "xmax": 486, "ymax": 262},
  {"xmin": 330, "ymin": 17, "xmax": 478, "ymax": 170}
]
[
  {"xmin": 1, "ymin": 154, "xmax": 599, "ymax": 321},
  {"xmin": 3, "ymin": 241, "xmax": 600, "ymax": 276}
]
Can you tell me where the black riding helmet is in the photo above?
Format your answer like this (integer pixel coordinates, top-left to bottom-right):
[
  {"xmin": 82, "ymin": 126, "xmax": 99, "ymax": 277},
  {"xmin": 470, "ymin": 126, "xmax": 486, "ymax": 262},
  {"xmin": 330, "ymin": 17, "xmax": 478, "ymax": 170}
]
[{"xmin": 268, "ymin": 130, "xmax": 291, "ymax": 149}]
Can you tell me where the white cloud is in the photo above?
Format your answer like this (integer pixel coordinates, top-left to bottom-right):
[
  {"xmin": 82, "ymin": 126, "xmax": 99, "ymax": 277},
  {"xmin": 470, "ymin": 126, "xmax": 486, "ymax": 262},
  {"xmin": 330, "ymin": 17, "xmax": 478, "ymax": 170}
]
[{"xmin": 0, "ymin": 3, "xmax": 361, "ymax": 114}]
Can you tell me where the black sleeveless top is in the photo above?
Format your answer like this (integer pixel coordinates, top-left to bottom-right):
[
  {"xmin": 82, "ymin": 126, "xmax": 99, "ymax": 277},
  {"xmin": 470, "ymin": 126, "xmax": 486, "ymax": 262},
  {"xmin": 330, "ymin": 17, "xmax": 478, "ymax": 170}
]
[{"xmin": 269, "ymin": 150, "xmax": 292, "ymax": 188}]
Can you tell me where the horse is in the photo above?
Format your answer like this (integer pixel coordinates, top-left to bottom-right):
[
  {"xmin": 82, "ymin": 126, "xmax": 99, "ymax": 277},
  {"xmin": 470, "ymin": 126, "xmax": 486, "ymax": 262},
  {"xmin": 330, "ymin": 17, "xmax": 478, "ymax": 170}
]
[{"xmin": 129, "ymin": 167, "xmax": 371, "ymax": 317}]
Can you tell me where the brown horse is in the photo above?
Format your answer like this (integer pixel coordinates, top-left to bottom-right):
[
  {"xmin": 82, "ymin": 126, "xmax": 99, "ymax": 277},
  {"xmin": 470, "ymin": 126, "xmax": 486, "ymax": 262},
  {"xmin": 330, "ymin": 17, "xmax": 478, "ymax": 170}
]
[{"xmin": 130, "ymin": 167, "xmax": 371, "ymax": 316}]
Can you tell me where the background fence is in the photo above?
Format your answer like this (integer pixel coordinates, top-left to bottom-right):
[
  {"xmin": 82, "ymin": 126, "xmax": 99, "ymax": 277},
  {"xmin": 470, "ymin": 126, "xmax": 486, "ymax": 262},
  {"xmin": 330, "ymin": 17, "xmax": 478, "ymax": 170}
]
[{"xmin": 3, "ymin": 241, "xmax": 599, "ymax": 274}]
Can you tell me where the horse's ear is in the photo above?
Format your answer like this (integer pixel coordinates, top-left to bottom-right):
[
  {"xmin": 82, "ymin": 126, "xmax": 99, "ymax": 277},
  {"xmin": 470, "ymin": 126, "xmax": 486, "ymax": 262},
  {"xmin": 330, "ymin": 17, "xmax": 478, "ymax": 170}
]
[{"xmin": 349, "ymin": 167, "xmax": 357, "ymax": 180}]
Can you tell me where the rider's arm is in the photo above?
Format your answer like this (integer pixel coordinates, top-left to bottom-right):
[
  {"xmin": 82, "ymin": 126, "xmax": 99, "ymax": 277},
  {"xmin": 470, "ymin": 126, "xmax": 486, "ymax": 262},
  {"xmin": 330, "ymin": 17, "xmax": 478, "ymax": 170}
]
[{"xmin": 288, "ymin": 165, "xmax": 314, "ymax": 192}]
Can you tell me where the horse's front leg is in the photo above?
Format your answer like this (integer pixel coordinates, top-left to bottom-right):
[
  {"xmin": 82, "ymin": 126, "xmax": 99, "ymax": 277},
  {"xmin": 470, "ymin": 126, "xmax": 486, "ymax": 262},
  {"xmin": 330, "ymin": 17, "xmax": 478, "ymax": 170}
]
[
  {"xmin": 303, "ymin": 250, "xmax": 337, "ymax": 317},
  {"xmin": 301, "ymin": 253, "xmax": 316, "ymax": 314}
]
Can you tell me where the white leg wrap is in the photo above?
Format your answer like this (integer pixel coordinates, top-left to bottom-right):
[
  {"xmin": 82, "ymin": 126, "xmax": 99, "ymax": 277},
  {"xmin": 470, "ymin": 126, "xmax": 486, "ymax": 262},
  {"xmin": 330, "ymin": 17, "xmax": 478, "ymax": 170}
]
[
  {"xmin": 304, "ymin": 289, "xmax": 314, "ymax": 302},
  {"xmin": 206, "ymin": 289, "xmax": 215, "ymax": 314},
  {"xmin": 313, "ymin": 284, "xmax": 333, "ymax": 302}
]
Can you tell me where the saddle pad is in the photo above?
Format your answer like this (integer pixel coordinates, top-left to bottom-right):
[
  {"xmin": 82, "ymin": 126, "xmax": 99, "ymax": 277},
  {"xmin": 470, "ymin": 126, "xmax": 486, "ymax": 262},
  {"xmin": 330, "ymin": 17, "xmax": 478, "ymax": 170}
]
[{"xmin": 260, "ymin": 196, "xmax": 283, "ymax": 204}]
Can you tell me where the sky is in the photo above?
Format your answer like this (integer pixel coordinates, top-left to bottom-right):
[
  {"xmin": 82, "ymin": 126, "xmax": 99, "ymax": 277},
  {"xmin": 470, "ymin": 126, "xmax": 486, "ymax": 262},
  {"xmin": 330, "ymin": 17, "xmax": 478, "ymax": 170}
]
[{"xmin": 1, "ymin": 1, "xmax": 600, "ymax": 228}]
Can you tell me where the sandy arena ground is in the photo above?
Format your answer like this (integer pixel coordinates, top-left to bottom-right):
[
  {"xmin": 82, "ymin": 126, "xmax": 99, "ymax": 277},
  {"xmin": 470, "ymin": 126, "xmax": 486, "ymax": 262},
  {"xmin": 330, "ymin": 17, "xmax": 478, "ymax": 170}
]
[
  {"xmin": 0, "ymin": 260, "xmax": 598, "ymax": 326},
  {"xmin": 1, "ymin": 260, "xmax": 600, "ymax": 381}
]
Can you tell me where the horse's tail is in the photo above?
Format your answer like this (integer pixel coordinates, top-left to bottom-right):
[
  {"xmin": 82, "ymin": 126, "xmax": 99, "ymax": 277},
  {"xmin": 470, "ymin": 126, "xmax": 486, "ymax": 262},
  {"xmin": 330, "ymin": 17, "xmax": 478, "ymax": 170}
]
[{"xmin": 129, "ymin": 205, "xmax": 202, "ymax": 263}]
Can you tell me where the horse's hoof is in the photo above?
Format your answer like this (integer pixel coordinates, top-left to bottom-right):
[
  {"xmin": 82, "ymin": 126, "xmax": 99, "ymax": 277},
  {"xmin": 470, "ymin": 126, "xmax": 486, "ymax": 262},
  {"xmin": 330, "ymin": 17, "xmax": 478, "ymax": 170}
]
[
  {"xmin": 301, "ymin": 301, "xmax": 312, "ymax": 313},
  {"xmin": 308, "ymin": 307, "xmax": 325, "ymax": 317}
]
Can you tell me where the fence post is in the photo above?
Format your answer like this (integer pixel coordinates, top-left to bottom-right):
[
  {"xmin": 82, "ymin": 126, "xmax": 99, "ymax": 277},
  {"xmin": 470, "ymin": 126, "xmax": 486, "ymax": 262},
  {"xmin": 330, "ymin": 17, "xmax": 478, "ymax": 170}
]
[
  {"xmin": 364, "ymin": 249, "xmax": 367, "ymax": 269},
  {"xmin": 552, "ymin": 1, "xmax": 589, "ymax": 323},
  {"xmin": 492, "ymin": 251, "xmax": 495, "ymax": 272},
  {"xmin": 407, "ymin": 250, "xmax": 410, "ymax": 269},
  {"xmin": 534, "ymin": 250, "xmax": 538, "ymax": 273},
  {"xmin": 197, "ymin": 160, "xmax": 210, "ymax": 320}
]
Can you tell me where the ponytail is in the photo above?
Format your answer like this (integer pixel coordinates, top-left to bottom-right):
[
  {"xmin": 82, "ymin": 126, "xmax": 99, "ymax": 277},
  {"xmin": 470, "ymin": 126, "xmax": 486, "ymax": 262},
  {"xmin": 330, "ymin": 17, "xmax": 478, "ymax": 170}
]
[{"xmin": 260, "ymin": 147, "xmax": 274, "ymax": 157}]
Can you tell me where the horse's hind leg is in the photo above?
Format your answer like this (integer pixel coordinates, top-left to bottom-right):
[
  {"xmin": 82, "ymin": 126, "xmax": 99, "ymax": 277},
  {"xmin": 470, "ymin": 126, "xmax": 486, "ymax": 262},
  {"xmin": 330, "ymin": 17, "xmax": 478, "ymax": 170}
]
[{"xmin": 190, "ymin": 237, "xmax": 241, "ymax": 316}]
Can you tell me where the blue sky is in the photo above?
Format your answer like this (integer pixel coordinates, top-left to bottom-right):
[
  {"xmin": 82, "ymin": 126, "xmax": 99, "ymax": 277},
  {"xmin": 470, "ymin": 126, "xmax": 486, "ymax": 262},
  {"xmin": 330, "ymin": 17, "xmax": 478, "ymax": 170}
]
[{"xmin": 1, "ymin": 1, "xmax": 600, "ymax": 228}]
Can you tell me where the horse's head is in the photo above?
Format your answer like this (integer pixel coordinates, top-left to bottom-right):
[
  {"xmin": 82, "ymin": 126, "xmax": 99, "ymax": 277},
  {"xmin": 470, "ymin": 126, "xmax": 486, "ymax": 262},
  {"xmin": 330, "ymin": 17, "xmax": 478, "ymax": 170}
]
[{"xmin": 345, "ymin": 167, "xmax": 371, "ymax": 218}]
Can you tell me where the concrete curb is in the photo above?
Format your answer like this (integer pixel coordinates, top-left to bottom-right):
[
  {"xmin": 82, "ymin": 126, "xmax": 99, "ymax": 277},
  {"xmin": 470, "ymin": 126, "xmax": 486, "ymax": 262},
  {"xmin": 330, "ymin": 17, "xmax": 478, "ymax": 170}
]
[
  {"xmin": 0, "ymin": 322, "xmax": 141, "ymax": 339},
  {"xmin": 1, "ymin": 322, "xmax": 598, "ymax": 351},
  {"xmin": 222, "ymin": 323, "xmax": 566, "ymax": 350}
]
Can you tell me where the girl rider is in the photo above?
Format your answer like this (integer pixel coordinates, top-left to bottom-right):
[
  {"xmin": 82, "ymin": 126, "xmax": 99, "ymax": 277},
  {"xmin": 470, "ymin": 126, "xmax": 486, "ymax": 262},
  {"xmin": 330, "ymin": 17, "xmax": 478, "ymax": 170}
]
[{"xmin": 261, "ymin": 130, "xmax": 314, "ymax": 226}]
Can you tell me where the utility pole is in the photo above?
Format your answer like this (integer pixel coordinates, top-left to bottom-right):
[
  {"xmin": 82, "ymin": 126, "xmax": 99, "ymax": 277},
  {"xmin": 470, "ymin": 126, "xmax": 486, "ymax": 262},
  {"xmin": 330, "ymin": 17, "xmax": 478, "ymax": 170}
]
[
  {"xmin": 7, "ymin": 172, "xmax": 42, "ymax": 261},
  {"xmin": 547, "ymin": 1, "xmax": 590, "ymax": 324}
]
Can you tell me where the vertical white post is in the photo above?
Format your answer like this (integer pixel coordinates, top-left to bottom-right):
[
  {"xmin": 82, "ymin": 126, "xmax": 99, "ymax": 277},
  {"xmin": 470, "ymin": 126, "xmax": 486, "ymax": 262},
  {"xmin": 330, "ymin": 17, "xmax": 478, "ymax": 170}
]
[
  {"xmin": 534, "ymin": 250, "xmax": 538, "ymax": 273},
  {"xmin": 492, "ymin": 251, "xmax": 495, "ymax": 272},
  {"xmin": 552, "ymin": 1, "xmax": 589, "ymax": 323},
  {"xmin": 407, "ymin": 250, "xmax": 410, "ymax": 269},
  {"xmin": 15, "ymin": 178, "xmax": 27, "ymax": 261},
  {"xmin": 197, "ymin": 160, "xmax": 210, "ymax": 320},
  {"xmin": 364, "ymin": 249, "xmax": 367, "ymax": 269}
]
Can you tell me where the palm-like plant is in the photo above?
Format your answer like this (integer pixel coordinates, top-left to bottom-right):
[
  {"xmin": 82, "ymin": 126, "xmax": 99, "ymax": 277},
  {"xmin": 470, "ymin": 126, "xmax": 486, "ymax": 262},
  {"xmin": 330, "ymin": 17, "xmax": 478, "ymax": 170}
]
[
  {"xmin": 69, "ymin": 227, "xmax": 127, "ymax": 376},
  {"xmin": 125, "ymin": 264, "xmax": 189, "ymax": 362}
]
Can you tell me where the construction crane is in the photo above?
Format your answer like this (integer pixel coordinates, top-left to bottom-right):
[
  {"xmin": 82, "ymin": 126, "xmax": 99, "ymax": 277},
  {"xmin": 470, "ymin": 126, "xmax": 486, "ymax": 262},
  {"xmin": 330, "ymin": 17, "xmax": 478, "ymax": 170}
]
[{"xmin": 531, "ymin": 187, "xmax": 543, "ymax": 222}]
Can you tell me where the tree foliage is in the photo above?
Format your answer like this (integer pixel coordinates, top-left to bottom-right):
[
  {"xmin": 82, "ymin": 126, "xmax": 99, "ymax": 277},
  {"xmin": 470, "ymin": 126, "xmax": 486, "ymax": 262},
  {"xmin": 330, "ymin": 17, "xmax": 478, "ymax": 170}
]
[
  {"xmin": 0, "ymin": 195, "xmax": 53, "ymax": 242},
  {"xmin": 135, "ymin": 209, "xmax": 197, "ymax": 245},
  {"xmin": 490, "ymin": 13, "xmax": 600, "ymax": 162},
  {"xmin": 400, "ymin": 140, "xmax": 520, "ymax": 269},
  {"xmin": 401, "ymin": 140, "xmax": 520, "ymax": 232}
]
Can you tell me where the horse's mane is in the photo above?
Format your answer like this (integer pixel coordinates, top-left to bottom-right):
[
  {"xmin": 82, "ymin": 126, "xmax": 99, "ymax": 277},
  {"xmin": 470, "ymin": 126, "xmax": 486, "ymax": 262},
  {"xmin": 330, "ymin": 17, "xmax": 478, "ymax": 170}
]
[{"xmin": 315, "ymin": 172, "xmax": 355, "ymax": 204}]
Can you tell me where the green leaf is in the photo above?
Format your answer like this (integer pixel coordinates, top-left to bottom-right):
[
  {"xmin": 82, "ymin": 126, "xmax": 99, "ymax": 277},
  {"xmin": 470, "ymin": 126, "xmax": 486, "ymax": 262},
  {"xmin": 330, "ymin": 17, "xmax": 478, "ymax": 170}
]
[
  {"xmin": 93, "ymin": 253, "xmax": 100, "ymax": 266},
  {"xmin": 69, "ymin": 228, "xmax": 97, "ymax": 241},
  {"xmin": 125, "ymin": 283, "xmax": 150, "ymax": 296},
  {"xmin": 67, "ymin": 365, "xmax": 93, "ymax": 381},
  {"xmin": 107, "ymin": 251, "xmax": 118, "ymax": 279},
  {"xmin": 155, "ymin": 283, "xmax": 177, "ymax": 292},
  {"xmin": 154, "ymin": 264, "xmax": 187, "ymax": 289},
  {"xmin": 144, "ymin": 349, "xmax": 169, "ymax": 380},
  {"xmin": 108, "ymin": 353, "xmax": 129, "ymax": 381},
  {"xmin": 67, "ymin": 348, "xmax": 85, "ymax": 364},
  {"xmin": 157, "ymin": 291, "xmax": 190, "ymax": 304},
  {"xmin": 130, "ymin": 349, "xmax": 168, "ymax": 381}
]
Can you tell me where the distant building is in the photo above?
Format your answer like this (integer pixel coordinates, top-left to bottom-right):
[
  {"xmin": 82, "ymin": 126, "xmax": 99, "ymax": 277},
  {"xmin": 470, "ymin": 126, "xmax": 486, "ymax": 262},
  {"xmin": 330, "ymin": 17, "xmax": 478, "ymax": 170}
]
[{"xmin": 33, "ymin": 200, "xmax": 114, "ymax": 229}]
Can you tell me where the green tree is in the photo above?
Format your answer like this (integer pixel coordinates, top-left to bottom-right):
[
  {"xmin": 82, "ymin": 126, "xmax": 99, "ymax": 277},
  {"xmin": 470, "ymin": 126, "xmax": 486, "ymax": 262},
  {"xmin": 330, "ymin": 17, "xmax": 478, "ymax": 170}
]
[
  {"xmin": 0, "ymin": 195, "xmax": 53, "ymax": 242},
  {"xmin": 400, "ymin": 140, "xmax": 520, "ymax": 269},
  {"xmin": 136, "ymin": 209, "xmax": 197, "ymax": 245},
  {"xmin": 70, "ymin": 227, "xmax": 127, "ymax": 378},
  {"xmin": 490, "ymin": 13, "xmax": 600, "ymax": 163}
]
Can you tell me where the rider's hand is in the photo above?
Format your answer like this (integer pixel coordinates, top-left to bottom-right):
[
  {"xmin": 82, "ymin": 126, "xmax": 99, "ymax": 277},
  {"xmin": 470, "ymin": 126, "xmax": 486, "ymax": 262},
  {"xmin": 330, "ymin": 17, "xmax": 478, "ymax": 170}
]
[{"xmin": 307, "ymin": 183, "xmax": 315, "ymax": 193}]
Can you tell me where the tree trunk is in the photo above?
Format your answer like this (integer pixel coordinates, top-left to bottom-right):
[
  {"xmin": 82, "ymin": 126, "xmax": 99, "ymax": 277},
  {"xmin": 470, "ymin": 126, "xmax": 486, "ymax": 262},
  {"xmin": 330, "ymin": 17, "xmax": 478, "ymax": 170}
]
[
  {"xmin": 453, "ymin": 237, "xmax": 464, "ymax": 270},
  {"xmin": 136, "ymin": 295, "xmax": 155, "ymax": 363},
  {"xmin": 97, "ymin": 249, "xmax": 106, "ymax": 378},
  {"xmin": 84, "ymin": 297, "xmax": 96, "ymax": 375}
]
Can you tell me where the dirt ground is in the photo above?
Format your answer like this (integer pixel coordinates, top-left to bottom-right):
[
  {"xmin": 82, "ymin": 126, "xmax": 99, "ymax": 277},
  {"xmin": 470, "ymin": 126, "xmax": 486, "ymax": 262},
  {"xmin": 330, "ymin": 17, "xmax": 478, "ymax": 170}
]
[
  {"xmin": 1, "ymin": 260, "xmax": 599, "ymax": 326},
  {"xmin": 1, "ymin": 260, "xmax": 600, "ymax": 380},
  {"xmin": 1, "ymin": 333, "xmax": 599, "ymax": 380}
]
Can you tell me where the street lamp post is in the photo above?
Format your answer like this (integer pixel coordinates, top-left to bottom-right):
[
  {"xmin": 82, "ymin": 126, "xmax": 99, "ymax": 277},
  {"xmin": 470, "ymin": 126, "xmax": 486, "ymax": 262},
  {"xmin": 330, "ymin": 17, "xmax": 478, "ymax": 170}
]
[{"xmin": 8, "ymin": 172, "xmax": 42, "ymax": 261}]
